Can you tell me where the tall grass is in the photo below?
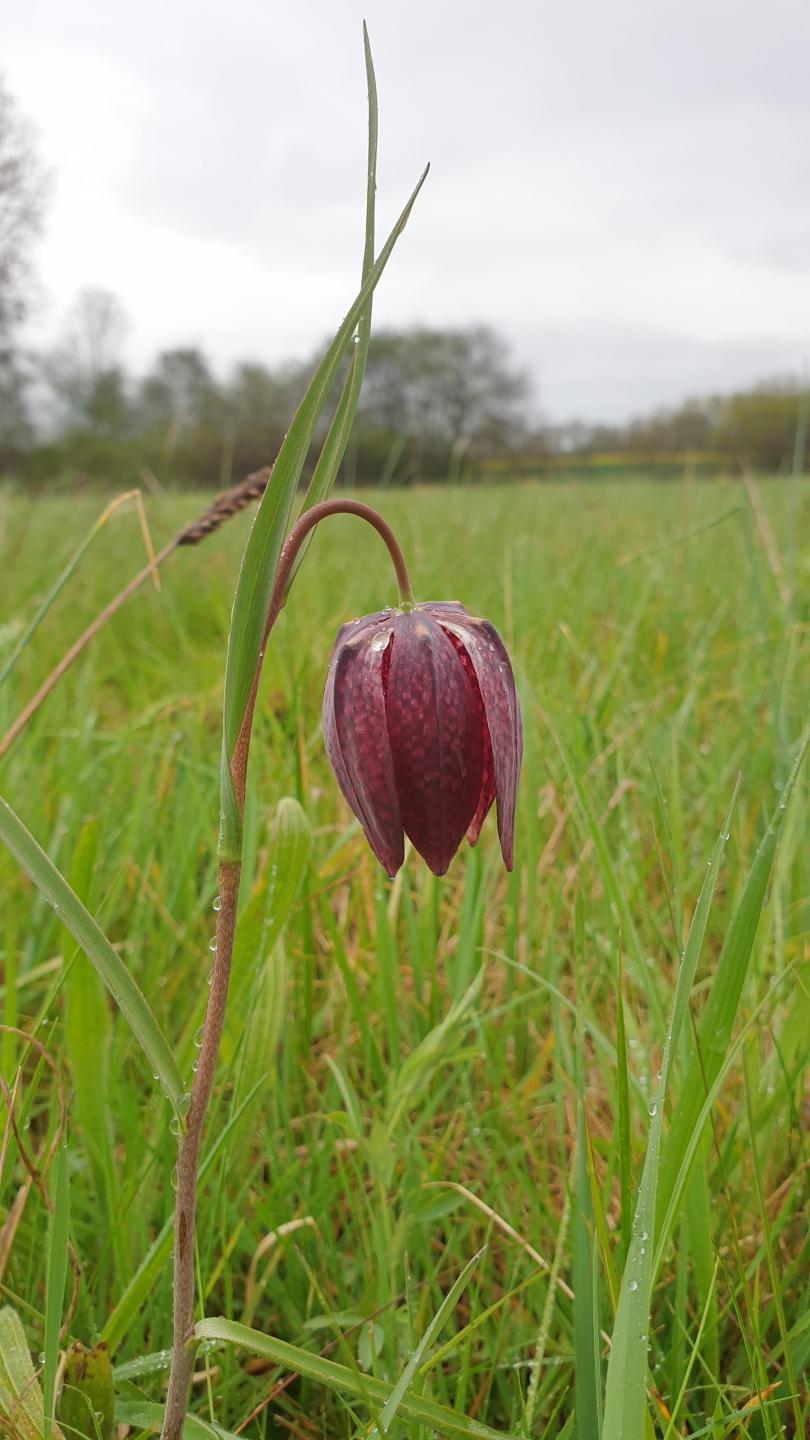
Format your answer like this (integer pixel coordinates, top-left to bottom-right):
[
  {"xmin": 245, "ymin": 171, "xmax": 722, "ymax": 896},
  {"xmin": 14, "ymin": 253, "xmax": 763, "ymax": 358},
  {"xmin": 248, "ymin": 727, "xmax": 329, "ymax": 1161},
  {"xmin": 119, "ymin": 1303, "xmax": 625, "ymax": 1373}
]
[{"xmin": 0, "ymin": 476, "xmax": 807, "ymax": 1437}]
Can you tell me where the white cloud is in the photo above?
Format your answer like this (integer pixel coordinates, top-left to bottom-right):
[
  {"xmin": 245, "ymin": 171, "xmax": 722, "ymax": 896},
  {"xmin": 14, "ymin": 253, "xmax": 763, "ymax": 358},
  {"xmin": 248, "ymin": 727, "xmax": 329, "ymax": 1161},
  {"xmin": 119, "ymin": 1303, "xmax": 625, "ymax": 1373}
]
[{"xmin": 5, "ymin": 0, "xmax": 810, "ymax": 419}]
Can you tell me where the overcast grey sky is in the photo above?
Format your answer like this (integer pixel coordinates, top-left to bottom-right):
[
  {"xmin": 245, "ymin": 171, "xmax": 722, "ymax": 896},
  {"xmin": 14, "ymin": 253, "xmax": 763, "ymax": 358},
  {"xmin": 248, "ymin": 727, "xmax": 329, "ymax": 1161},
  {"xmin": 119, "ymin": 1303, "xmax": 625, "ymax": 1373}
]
[{"xmin": 5, "ymin": 0, "xmax": 810, "ymax": 422}]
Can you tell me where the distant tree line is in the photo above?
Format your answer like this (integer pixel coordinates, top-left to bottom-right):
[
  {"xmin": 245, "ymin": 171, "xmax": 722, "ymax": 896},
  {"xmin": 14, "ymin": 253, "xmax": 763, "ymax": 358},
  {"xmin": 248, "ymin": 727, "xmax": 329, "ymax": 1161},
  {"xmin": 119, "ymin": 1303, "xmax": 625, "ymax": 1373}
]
[
  {"xmin": 0, "ymin": 76, "xmax": 806, "ymax": 489},
  {"xmin": 1, "ymin": 283, "xmax": 805, "ymax": 490},
  {"xmin": 1, "ymin": 287, "xmax": 534, "ymax": 488},
  {"xmin": 547, "ymin": 381, "xmax": 808, "ymax": 477}
]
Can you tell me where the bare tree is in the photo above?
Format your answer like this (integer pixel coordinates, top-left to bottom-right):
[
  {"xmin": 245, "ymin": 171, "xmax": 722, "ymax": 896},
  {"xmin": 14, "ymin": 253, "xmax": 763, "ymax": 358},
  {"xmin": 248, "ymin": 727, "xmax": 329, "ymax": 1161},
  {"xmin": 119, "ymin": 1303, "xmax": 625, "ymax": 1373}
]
[
  {"xmin": 43, "ymin": 288, "xmax": 131, "ymax": 436},
  {"xmin": 0, "ymin": 76, "xmax": 49, "ymax": 444}
]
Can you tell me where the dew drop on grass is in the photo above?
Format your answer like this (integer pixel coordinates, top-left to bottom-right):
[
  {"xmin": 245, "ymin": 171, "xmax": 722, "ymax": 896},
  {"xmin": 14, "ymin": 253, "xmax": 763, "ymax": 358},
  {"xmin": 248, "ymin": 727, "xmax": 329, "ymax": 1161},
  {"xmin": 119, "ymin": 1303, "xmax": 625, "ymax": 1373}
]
[
  {"xmin": 648, "ymin": 1102, "xmax": 658, "ymax": 1118},
  {"xmin": 628, "ymin": 1279, "xmax": 638, "ymax": 1292},
  {"xmin": 193, "ymin": 1025, "xmax": 204, "ymax": 1048},
  {"xmin": 170, "ymin": 1166, "xmax": 179, "ymax": 1191},
  {"xmin": 208, "ymin": 937, "xmax": 217, "ymax": 952},
  {"xmin": 212, "ymin": 896, "xmax": 221, "ymax": 911},
  {"xmin": 640, "ymin": 1230, "xmax": 649, "ymax": 1242},
  {"xmin": 169, "ymin": 1115, "xmax": 182, "ymax": 1137}
]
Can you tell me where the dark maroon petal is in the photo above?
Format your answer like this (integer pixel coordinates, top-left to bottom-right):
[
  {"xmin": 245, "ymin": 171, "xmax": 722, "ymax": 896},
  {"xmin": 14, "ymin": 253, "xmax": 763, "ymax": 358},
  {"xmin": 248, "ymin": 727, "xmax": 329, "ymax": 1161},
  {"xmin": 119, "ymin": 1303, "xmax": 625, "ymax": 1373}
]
[
  {"xmin": 385, "ymin": 611, "xmax": 484, "ymax": 876},
  {"xmin": 440, "ymin": 626, "xmax": 496, "ymax": 845},
  {"xmin": 422, "ymin": 605, "xmax": 522, "ymax": 869},
  {"xmin": 322, "ymin": 617, "xmax": 404, "ymax": 877}
]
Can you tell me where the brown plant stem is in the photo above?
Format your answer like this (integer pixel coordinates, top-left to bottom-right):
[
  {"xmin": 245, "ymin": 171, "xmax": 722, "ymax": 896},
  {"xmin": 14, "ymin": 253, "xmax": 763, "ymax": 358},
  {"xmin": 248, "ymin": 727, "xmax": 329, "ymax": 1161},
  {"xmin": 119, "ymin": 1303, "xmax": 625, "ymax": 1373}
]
[{"xmin": 160, "ymin": 498, "xmax": 412, "ymax": 1440}]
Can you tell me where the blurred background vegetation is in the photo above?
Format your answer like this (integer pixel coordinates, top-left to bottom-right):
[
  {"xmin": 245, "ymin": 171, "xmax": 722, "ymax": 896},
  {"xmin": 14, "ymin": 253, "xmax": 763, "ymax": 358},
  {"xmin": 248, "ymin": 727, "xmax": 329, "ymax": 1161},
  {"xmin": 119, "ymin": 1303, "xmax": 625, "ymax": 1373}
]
[{"xmin": 3, "ymin": 281, "xmax": 808, "ymax": 491}]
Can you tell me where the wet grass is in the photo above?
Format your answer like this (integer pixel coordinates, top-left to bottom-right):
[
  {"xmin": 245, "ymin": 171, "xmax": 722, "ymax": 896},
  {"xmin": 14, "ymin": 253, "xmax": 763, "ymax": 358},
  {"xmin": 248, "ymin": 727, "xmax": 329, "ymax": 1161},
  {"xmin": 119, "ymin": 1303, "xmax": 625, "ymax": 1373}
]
[{"xmin": 0, "ymin": 475, "xmax": 808, "ymax": 1438}]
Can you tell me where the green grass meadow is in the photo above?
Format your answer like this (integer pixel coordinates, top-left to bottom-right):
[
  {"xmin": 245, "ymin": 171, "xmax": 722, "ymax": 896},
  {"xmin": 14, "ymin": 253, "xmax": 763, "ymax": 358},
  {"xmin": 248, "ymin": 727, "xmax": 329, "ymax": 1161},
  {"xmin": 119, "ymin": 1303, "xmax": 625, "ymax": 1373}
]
[{"xmin": 1, "ymin": 476, "xmax": 808, "ymax": 1438}]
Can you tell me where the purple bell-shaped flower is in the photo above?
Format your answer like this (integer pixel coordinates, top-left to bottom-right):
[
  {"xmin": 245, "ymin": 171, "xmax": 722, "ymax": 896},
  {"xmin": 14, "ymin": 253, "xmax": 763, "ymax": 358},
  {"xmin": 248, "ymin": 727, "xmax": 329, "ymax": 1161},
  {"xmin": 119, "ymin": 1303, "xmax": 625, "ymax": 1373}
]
[{"xmin": 323, "ymin": 601, "xmax": 522, "ymax": 876}]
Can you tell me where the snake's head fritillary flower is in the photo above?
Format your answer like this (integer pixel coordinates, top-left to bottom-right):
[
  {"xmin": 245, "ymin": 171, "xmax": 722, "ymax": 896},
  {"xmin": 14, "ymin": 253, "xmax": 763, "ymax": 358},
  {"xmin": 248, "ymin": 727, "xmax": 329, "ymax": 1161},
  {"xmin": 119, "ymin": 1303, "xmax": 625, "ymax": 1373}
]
[{"xmin": 322, "ymin": 601, "xmax": 522, "ymax": 877}]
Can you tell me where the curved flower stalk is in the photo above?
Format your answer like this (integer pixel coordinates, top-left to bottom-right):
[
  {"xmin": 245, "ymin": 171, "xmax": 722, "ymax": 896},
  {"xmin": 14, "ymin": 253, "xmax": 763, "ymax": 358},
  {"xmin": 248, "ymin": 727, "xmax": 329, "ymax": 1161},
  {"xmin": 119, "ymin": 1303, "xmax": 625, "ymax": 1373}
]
[{"xmin": 160, "ymin": 499, "xmax": 521, "ymax": 1440}]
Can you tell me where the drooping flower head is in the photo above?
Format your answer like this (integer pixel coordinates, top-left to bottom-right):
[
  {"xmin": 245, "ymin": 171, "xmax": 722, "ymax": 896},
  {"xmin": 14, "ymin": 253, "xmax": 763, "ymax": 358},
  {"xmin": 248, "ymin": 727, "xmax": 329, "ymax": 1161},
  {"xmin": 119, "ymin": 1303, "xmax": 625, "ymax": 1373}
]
[{"xmin": 323, "ymin": 601, "xmax": 522, "ymax": 877}]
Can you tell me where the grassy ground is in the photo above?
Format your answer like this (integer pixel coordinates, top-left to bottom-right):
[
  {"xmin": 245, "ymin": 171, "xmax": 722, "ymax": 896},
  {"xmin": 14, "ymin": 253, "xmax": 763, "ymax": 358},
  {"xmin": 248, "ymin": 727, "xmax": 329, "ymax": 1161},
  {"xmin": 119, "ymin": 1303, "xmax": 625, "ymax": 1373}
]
[{"xmin": 0, "ymin": 477, "xmax": 808, "ymax": 1438}]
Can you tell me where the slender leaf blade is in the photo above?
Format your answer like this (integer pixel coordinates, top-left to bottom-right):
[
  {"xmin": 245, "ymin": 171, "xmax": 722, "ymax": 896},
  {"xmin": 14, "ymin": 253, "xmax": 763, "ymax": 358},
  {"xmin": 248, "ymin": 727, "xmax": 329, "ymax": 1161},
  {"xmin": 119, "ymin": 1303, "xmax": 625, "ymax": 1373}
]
[
  {"xmin": 219, "ymin": 161, "xmax": 428, "ymax": 860},
  {"xmin": 601, "ymin": 784, "xmax": 736, "ymax": 1440},
  {"xmin": 371, "ymin": 1249, "xmax": 483, "ymax": 1435},
  {"xmin": 657, "ymin": 733, "xmax": 808, "ymax": 1229},
  {"xmin": 0, "ymin": 795, "xmax": 184, "ymax": 1113},
  {"xmin": 287, "ymin": 21, "xmax": 380, "ymax": 585},
  {"xmin": 195, "ymin": 1316, "xmax": 518, "ymax": 1440},
  {"xmin": 43, "ymin": 1143, "xmax": 70, "ymax": 1436}
]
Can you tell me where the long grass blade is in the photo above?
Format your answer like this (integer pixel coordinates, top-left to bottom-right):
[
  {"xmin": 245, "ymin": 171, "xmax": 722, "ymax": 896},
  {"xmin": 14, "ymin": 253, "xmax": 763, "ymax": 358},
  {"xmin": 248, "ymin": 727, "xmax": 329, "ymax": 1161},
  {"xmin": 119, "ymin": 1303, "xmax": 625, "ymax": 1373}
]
[
  {"xmin": 0, "ymin": 795, "xmax": 184, "ymax": 1113},
  {"xmin": 601, "ymin": 782, "xmax": 737, "ymax": 1440},
  {"xmin": 116, "ymin": 1400, "xmax": 237, "ymax": 1440},
  {"xmin": 370, "ymin": 1248, "xmax": 483, "ymax": 1435},
  {"xmin": 61, "ymin": 821, "xmax": 121, "ymax": 1288},
  {"xmin": 656, "ymin": 732, "xmax": 808, "ymax": 1229},
  {"xmin": 0, "ymin": 491, "xmax": 157, "ymax": 691},
  {"xmin": 288, "ymin": 20, "xmax": 380, "ymax": 586},
  {"xmin": 43, "ymin": 1142, "xmax": 69, "ymax": 1436},
  {"xmin": 194, "ymin": 1316, "xmax": 517, "ymax": 1440},
  {"xmin": 219, "ymin": 155, "xmax": 428, "ymax": 860}
]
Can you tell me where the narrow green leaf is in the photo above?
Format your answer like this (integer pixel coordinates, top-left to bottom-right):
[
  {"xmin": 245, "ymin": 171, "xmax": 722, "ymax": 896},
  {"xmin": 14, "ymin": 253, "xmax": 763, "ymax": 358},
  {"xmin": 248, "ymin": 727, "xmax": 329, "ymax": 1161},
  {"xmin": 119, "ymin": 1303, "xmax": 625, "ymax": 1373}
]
[
  {"xmin": 742, "ymin": 1045, "xmax": 804, "ymax": 1438},
  {"xmin": 233, "ymin": 937, "xmax": 287, "ymax": 1107},
  {"xmin": 370, "ymin": 1249, "xmax": 483, "ymax": 1436},
  {"xmin": 43, "ymin": 1143, "xmax": 70, "ymax": 1436},
  {"xmin": 194, "ymin": 1316, "xmax": 518, "ymax": 1440},
  {"xmin": 573, "ymin": 1111, "xmax": 601, "ymax": 1439},
  {"xmin": 601, "ymin": 784, "xmax": 736, "ymax": 1440},
  {"xmin": 116, "ymin": 1400, "xmax": 237, "ymax": 1440},
  {"xmin": 657, "ymin": 733, "xmax": 808, "ymax": 1229},
  {"xmin": 572, "ymin": 895, "xmax": 602, "ymax": 1438},
  {"xmin": 661, "ymin": 1261, "xmax": 720, "ymax": 1440},
  {"xmin": 61, "ymin": 821, "xmax": 121, "ymax": 1285},
  {"xmin": 544, "ymin": 713, "xmax": 663, "ymax": 1025},
  {"xmin": 219, "ymin": 159, "xmax": 428, "ymax": 861},
  {"xmin": 288, "ymin": 21, "xmax": 380, "ymax": 585},
  {"xmin": 388, "ymin": 969, "xmax": 485, "ymax": 1123},
  {"xmin": 614, "ymin": 956, "xmax": 632, "ymax": 1258},
  {"xmin": 0, "ymin": 522, "xmax": 98, "ymax": 689},
  {"xmin": 225, "ymin": 797, "xmax": 312, "ymax": 1035},
  {"xmin": 0, "ymin": 794, "xmax": 184, "ymax": 1114}
]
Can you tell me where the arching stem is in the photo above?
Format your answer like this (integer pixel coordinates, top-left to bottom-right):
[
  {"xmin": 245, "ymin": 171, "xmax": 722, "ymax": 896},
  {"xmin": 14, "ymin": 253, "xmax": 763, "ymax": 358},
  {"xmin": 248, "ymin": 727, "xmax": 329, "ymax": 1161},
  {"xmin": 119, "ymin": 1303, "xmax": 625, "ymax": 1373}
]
[{"xmin": 160, "ymin": 500, "xmax": 413, "ymax": 1440}]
